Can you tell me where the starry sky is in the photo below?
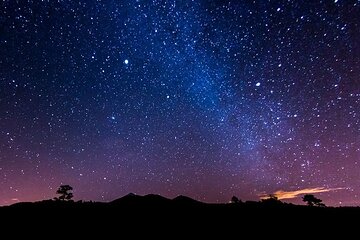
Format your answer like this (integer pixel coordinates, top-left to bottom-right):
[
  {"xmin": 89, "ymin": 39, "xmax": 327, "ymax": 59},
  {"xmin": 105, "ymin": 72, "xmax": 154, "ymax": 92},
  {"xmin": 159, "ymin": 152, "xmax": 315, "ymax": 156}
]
[{"xmin": 0, "ymin": 0, "xmax": 359, "ymax": 206}]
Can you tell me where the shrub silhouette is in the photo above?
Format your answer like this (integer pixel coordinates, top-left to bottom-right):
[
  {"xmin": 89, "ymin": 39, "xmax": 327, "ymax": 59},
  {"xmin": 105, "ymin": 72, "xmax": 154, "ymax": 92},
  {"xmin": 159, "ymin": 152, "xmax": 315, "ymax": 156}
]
[
  {"xmin": 231, "ymin": 196, "xmax": 241, "ymax": 204},
  {"xmin": 261, "ymin": 194, "xmax": 282, "ymax": 205},
  {"xmin": 55, "ymin": 185, "xmax": 74, "ymax": 201},
  {"xmin": 302, "ymin": 194, "xmax": 325, "ymax": 207}
]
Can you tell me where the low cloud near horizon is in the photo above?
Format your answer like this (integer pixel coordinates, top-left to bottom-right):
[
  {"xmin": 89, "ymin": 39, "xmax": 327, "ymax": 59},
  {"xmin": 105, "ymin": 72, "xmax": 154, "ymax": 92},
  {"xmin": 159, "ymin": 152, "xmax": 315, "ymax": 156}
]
[{"xmin": 260, "ymin": 187, "xmax": 345, "ymax": 200}]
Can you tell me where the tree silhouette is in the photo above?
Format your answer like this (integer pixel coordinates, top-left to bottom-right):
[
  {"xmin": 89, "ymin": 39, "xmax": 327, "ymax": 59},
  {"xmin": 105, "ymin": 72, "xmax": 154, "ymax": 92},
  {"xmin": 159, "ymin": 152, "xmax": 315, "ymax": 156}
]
[
  {"xmin": 302, "ymin": 194, "xmax": 325, "ymax": 207},
  {"xmin": 268, "ymin": 194, "xmax": 278, "ymax": 201},
  {"xmin": 231, "ymin": 196, "xmax": 240, "ymax": 204},
  {"xmin": 261, "ymin": 194, "xmax": 282, "ymax": 205},
  {"xmin": 55, "ymin": 185, "xmax": 73, "ymax": 201}
]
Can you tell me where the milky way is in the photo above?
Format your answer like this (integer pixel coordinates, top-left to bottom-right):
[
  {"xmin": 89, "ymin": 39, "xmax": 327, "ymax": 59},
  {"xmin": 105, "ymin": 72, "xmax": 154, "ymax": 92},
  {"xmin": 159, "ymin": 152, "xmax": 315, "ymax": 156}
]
[{"xmin": 0, "ymin": 0, "xmax": 359, "ymax": 206}]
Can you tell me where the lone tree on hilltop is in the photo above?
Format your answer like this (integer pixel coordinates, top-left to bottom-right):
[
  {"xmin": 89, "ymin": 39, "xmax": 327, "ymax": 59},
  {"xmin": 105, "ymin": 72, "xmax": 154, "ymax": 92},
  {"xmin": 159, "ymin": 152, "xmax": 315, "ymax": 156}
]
[
  {"xmin": 55, "ymin": 185, "xmax": 74, "ymax": 201},
  {"xmin": 302, "ymin": 194, "xmax": 325, "ymax": 207}
]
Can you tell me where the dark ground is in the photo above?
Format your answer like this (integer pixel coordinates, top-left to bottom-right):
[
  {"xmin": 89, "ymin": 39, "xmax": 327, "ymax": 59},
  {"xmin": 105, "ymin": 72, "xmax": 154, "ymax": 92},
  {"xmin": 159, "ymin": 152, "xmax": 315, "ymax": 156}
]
[{"xmin": 1, "ymin": 194, "xmax": 358, "ymax": 236}]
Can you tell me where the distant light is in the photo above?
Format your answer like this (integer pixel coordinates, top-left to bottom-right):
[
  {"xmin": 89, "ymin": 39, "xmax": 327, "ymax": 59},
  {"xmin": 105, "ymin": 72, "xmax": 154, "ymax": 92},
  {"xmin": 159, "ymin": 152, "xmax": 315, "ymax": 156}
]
[
  {"xmin": 256, "ymin": 82, "xmax": 261, "ymax": 87},
  {"xmin": 334, "ymin": 0, "xmax": 338, "ymax": 3},
  {"xmin": 124, "ymin": 59, "xmax": 129, "ymax": 64},
  {"xmin": 277, "ymin": 7, "xmax": 281, "ymax": 12},
  {"xmin": 166, "ymin": 95, "xmax": 170, "ymax": 99}
]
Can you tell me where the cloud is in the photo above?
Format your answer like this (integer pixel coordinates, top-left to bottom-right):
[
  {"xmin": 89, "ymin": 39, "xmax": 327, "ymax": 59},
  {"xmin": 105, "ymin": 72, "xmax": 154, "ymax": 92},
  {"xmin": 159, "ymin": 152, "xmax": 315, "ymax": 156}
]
[{"xmin": 259, "ymin": 187, "xmax": 345, "ymax": 200}]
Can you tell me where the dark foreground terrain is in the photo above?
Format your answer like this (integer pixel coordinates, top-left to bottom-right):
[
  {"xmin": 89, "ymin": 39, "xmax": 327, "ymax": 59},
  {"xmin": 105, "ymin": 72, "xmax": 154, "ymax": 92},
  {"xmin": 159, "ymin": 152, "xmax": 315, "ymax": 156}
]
[{"xmin": 1, "ymin": 194, "xmax": 359, "ymax": 236}]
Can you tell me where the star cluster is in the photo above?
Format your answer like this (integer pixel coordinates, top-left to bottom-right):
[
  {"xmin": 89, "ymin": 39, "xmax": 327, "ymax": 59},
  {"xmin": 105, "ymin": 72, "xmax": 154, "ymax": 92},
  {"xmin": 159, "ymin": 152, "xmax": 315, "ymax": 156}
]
[{"xmin": 0, "ymin": 0, "xmax": 359, "ymax": 206}]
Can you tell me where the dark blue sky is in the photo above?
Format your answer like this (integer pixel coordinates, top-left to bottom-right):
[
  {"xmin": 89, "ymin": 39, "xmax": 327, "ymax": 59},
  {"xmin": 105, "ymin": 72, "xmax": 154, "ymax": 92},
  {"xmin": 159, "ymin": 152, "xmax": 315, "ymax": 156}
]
[{"xmin": 0, "ymin": 0, "xmax": 359, "ymax": 206}]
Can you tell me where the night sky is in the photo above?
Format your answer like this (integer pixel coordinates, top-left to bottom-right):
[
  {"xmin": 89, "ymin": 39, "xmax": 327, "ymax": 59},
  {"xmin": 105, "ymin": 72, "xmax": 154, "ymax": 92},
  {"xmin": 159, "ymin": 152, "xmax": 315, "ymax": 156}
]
[{"xmin": 0, "ymin": 0, "xmax": 359, "ymax": 206}]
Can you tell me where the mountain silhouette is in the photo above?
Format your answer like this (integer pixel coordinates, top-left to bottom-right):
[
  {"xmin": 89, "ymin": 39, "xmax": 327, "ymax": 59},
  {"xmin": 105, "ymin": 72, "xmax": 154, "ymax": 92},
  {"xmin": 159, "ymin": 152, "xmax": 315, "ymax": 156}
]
[
  {"xmin": 110, "ymin": 193, "xmax": 204, "ymax": 208},
  {"xmin": 172, "ymin": 195, "xmax": 203, "ymax": 205},
  {"xmin": 111, "ymin": 193, "xmax": 171, "ymax": 207}
]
